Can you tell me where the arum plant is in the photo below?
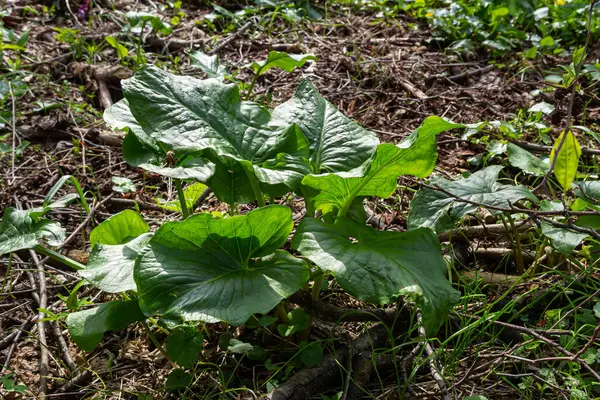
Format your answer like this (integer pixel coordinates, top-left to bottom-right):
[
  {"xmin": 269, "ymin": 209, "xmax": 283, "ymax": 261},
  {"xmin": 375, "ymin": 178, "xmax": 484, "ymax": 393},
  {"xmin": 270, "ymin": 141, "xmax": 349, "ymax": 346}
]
[{"xmin": 0, "ymin": 65, "xmax": 470, "ymax": 363}]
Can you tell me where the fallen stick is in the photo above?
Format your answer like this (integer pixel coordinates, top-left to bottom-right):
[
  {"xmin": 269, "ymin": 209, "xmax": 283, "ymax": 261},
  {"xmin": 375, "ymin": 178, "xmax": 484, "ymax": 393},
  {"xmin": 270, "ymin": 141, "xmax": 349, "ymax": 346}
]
[
  {"xmin": 417, "ymin": 313, "xmax": 450, "ymax": 400},
  {"xmin": 207, "ymin": 21, "xmax": 253, "ymax": 55},
  {"xmin": 511, "ymin": 140, "xmax": 600, "ymax": 156},
  {"xmin": 29, "ymin": 250, "xmax": 50, "ymax": 399},
  {"xmin": 447, "ymin": 65, "xmax": 495, "ymax": 83},
  {"xmin": 438, "ymin": 221, "xmax": 533, "ymax": 242}
]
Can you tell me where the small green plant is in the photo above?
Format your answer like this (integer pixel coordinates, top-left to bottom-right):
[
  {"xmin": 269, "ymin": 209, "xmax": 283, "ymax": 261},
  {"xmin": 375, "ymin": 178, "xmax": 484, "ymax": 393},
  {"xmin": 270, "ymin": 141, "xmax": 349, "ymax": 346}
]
[
  {"xmin": 404, "ymin": 0, "xmax": 599, "ymax": 55},
  {"xmin": 188, "ymin": 49, "xmax": 317, "ymax": 99},
  {"xmin": 1, "ymin": 373, "xmax": 30, "ymax": 395}
]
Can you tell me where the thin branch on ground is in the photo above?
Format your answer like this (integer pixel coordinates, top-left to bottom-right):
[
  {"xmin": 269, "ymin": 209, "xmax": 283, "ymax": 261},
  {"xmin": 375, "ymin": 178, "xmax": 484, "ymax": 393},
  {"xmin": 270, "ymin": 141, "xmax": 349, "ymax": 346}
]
[{"xmin": 30, "ymin": 250, "xmax": 49, "ymax": 398}]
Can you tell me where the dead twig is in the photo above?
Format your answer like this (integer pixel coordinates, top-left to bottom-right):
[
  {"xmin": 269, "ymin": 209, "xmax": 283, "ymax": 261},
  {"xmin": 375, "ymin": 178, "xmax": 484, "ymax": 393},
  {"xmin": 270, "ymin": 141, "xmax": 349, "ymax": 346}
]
[
  {"xmin": 417, "ymin": 313, "xmax": 450, "ymax": 400},
  {"xmin": 438, "ymin": 221, "xmax": 533, "ymax": 242},
  {"xmin": 207, "ymin": 21, "xmax": 253, "ymax": 55},
  {"xmin": 511, "ymin": 140, "xmax": 600, "ymax": 156},
  {"xmin": 50, "ymin": 321, "xmax": 77, "ymax": 372},
  {"xmin": 30, "ymin": 250, "xmax": 49, "ymax": 398},
  {"xmin": 9, "ymin": 81, "xmax": 17, "ymax": 185},
  {"xmin": 0, "ymin": 317, "xmax": 34, "ymax": 374},
  {"xmin": 459, "ymin": 312, "xmax": 600, "ymax": 382}
]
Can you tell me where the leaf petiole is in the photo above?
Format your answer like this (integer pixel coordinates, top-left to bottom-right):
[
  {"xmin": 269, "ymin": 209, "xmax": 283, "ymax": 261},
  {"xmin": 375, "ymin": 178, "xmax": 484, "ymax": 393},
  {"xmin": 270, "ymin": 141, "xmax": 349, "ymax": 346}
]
[
  {"xmin": 33, "ymin": 245, "xmax": 86, "ymax": 271},
  {"xmin": 174, "ymin": 179, "xmax": 189, "ymax": 218}
]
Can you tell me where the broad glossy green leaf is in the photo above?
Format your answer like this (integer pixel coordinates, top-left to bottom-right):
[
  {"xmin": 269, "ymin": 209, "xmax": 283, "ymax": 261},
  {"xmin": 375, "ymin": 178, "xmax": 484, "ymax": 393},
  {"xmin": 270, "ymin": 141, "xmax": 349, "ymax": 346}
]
[
  {"xmin": 135, "ymin": 206, "xmax": 310, "ymax": 325},
  {"xmin": 89, "ymin": 210, "xmax": 149, "ymax": 246},
  {"xmin": 539, "ymin": 200, "xmax": 588, "ymax": 254},
  {"xmin": 105, "ymin": 100, "xmax": 216, "ymax": 181},
  {"xmin": 121, "ymin": 66, "xmax": 309, "ymax": 203},
  {"xmin": 0, "ymin": 208, "xmax": 65, "ymax": 256},
  {"xmin": 82, "ymin": 233, "xmax": 152, "ymax": 293},
  {"xmin": 104, "ymin": 99, "xmax": 158, "ymax": 157},
  {"xmin": 542, "ymin": 224, "xmax": 588, "ymax": 254},
  {"xmin": 551, "ymin": 130, "xmax": 581, "ymax": 192},
  {"xmin": 292, "ymin": 218, "xmax": 459, "ymax": 335},
  {"xmin": 507, "ymin": 143, "xmax": 549, "ymax": 176},
  {"xmin": 272, "ymin": 79, "xmax": 378, "ymax": 173},
  {"xmin": 67, "ymin": 300, "xmax": 146, "ymax": 351},
  {"xmin": 189, "ymin": 50, "xmax": 228, "ymax": 79},
  {"xmin": 408, "ymin": 166, "xmax": 538, "ymax": 233},
  {"xmin": 166, "ymin": 326, "xmax": 204, "ymax": 369},
  {"xmin": 302, "ymin": 116, "xmax": 466, "ymax": 216},
  {"xmin": 250, "ymin": 51, "xmax": 316, "ymax": 75}
]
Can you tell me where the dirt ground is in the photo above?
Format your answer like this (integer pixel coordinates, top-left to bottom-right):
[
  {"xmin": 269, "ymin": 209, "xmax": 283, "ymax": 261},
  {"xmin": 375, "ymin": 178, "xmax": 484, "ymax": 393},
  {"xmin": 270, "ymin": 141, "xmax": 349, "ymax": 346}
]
[{"xmin": 1, "ymin": 0, "xmax": 599, "ymax": 399}]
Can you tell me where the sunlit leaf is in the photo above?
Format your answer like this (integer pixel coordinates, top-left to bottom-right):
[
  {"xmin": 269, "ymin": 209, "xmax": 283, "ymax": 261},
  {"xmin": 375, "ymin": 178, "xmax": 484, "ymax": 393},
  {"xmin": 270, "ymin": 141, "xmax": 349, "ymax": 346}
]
[{"xmin": 551, "ymin": 130, "xmax": 581, "ymax": 192}]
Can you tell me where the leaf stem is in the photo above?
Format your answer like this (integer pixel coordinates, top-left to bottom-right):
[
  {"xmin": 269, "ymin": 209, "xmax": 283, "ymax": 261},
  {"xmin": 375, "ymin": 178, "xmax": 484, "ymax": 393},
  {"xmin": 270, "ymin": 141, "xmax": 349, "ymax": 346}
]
[
  {"xmin": 505, "ymin": 213, "xmax": 525, "ymax": 274},
  {"xmin": 276, "ymin": 302, "xmax": 291, "ymax": 324},
  {"xmin": 301, "ymin": 187, "xmax": 315, "ymax": 218},
  {"xmin": 311, "ymin": 271, "xmax": 324, "ymax": 301},
  {"xmin": 247, "ymin": 73, "xmax": 260, "ymax": 100},
  {"xmin": 241, "ymin": 164, "xmax": 266, "ymax": 207},
  {"xmin": 174, "ymin": 179, "xmax": 189, "ymax": 218},
  {"xmin": 142, "ymin": 320, "xmax": 177, "ymax": 368},
  {"xmin": 33, "ymin": 245, "xmax": 86, "ymax": 271}
]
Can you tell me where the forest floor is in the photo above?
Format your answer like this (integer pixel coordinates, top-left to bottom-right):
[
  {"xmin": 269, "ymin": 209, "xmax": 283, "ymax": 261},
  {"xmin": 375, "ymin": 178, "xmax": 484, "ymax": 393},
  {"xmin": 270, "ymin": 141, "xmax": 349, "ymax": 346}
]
[{"xmin": 1, "ymin": 1, "xmax": 599, "ymax": 399}]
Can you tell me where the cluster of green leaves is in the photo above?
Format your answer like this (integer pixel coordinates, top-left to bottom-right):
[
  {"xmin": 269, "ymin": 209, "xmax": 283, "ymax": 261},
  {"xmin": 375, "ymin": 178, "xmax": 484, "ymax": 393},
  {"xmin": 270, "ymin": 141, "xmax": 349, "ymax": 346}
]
[
  {"xmin": 0, "ymin": 62, "xmax": 469, "ymax": 379},
  {"xmin": 201, "ymin": 0, "xmax": 321, "ymax": 33},
  {"xmin": 405, "ymin": 0, "xmax": 599, "ymax": 55}
]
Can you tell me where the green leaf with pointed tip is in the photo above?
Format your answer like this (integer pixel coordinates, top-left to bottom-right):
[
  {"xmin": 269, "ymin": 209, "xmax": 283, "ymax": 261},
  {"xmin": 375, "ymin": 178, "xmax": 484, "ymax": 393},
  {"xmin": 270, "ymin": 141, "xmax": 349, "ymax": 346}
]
[
  {"xmin": 121, "ymin": 66, "xmax": 309, "ymax": 203},
  {"xmin": 408, "ymin": 166, "xmax": 539, "ymax": 233},
  {"xmin": 166, "ymin": 326, "xmax": 204, "ymax": 369},
  {"xmin": 551, "ymin": 130, "xmax": 581, "ymax": 192},
  {"xmin": 272, "ymin": 79, "xmax": 378, "ymax": 173},
  {"xmin": 135, "ymin": 206, "xmax": 310, "ymax": 325},
  {"xmin": 82, "ymin": 233, "xmax": 152, "ymax": 293},
  {"xmin": 302, "ymin": 116, "xmax": 466, "ymax": 217},
  {"xmin": 90, "ymin": 210, "xmax": 149, "ymax": 247},
  {"xmin": 538, "ymin": 201, "xmax": 589, "ymax": 255},
  {"xmin": 292, "ymin": 218, "xmax": 460, "ymax": 335},
  {"xmin": 67, "ymin": 300, "xmax": 146, "ymax": 352},
  {"xmin": 250, "ymin": 51, "xmax": 316, "ymax": 76},
  {"xmin": 104, "ymin": 99, "xmax": 216, "ymax": 181},
  {"xmin": 189, "ymin": 50, "xmax": 228, "ymax": 79},
  {"xmin": 507, "ymin": 143, "xmax": 550, "ymax": 176},
  {"xmin": 0, "ymin": 208, "xmax": 65, "ymax": 256},
  {"xmin": 542, "ymin": 224, "xmax": 588, "ymax": 254}
]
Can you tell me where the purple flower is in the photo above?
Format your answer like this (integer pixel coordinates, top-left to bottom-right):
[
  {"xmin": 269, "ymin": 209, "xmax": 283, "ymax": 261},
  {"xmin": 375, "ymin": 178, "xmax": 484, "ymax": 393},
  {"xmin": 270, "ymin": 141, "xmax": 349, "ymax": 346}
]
[{"xmin": 77, "ymin": 0, "xmax": 91, "ymax": 20}]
